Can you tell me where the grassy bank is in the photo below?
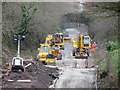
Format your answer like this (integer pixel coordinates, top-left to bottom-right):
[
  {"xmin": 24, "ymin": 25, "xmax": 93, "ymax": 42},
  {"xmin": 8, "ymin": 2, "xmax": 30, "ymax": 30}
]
[{"xmin": 98, "ymin": 45, "xmax": 119, "ymax": 88}]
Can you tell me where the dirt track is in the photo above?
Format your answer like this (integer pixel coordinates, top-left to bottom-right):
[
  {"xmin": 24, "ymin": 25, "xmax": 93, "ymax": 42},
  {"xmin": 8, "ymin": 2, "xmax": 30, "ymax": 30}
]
[
  {"xmin": 1, "ymin": 2, "xmax": 97, "ymax": 88},
  {"xmin": 49, "ymin": 27, "xmax": 97, "ymax": 88},
  {"xmin": 2, "ymin": 24, "xmax": 97, "ymax": 89}
]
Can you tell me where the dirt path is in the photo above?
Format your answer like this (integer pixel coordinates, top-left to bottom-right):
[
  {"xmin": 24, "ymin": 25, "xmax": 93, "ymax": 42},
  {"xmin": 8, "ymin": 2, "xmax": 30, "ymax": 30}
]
[{"xmin": 49, "ymin": 27, "xmax": 97, "ymax": 88}]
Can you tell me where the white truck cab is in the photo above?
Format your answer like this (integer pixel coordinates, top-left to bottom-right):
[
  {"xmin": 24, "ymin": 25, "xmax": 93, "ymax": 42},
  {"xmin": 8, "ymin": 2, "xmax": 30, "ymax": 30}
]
[{"xmin": 11, "ymin": 57, "xmax": 25, "ymax": 72}]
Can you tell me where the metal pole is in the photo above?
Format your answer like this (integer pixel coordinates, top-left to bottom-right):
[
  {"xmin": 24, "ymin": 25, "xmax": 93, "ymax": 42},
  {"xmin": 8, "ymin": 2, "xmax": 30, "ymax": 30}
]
[{"xmin": 17, "ymin": 35, "xmax": 20, "ymax": 57}]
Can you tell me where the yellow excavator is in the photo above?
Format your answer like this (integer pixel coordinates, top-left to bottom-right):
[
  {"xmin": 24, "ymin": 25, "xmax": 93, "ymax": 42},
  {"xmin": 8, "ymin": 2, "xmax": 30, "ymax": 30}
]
[
  {"xmin": 45, "ymin": 34, "xmax": 55, "ymax": 47},
  {"xmin": 37, "ymin": 44, "xmax": 56, "ymax": 64},
  {"xmin": 54, "ymin": 33, "xmax": 64, "ymax": 50},
  {"xmin": 46, "ymin": 34, "xmax": 62, "ymax": 60},
  {"xmin": 37, "ymin": 33, "xmax": 63, "ymax": 64},
  {"xmin": 72, "ymin": 34, "xmax": 90, "ymax": 58}
]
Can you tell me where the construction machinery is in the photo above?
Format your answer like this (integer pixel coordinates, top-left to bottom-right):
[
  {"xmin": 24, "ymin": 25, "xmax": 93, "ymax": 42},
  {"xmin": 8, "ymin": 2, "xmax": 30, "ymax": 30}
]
[
  {"xmin": 45, "ymin": 34, "xmax": 62, "ymax": 60},
  {"xmin": 51, "ymin": 46, "xmax": 62, "ymax": 60},
  {"xmin": 37, "ymin": 44, "xmax": 56, "ymax": 64},
  {"xmin": 64, "ymin": 37, "xmax": 71, "ymax": 43},
  {"xmin": 54, "ymin": 33, "xmax": 64, "ymax": 50},
  {"xmin": 72, "ymin": 34, "xmax": 90, "ymax": 58},
  {"xmin": 45, "ymin": 33, "xmax": 65, "ymax": 49},
  {"xmin": 37, "ymin": 33, "xmax": 63, "ymax": 64},
  {"xmin": 45, "ymin": 34, "xmax": 55, "ymax": 47}
]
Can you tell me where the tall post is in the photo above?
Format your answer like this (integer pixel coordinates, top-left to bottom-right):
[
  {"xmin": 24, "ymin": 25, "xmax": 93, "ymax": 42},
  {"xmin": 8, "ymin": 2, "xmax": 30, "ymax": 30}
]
[{"xmin": 17, "ymin": 35, "xmax": 21, "ymax": 57}]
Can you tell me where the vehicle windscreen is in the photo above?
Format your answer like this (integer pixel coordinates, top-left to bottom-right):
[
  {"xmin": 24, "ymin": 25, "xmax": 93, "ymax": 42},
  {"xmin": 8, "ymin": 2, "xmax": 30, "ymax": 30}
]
[
  {"xmin": 41, "ymin": 46, "xmax": 49, "ymax": 52},
  {"xmin": 13, "ymin": 58, "xmax": 22, "ymax": 66},
  {"xmin": 83, "ymin": 37, "xmax": 89, "ymax": 45}
]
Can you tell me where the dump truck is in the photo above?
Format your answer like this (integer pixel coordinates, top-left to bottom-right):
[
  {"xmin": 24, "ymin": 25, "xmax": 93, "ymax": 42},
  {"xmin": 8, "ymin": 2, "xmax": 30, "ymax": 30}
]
[
  {"xmin": 54, "ymin": 33, "xmax": 64, "ymax": 50},
  {"xmin": 37, "ymin": 44, "xmax": 56, "ymax": 64},
  {"xmin": 72, "ymin": 34, "xmax": 90, "ymax": 58}
]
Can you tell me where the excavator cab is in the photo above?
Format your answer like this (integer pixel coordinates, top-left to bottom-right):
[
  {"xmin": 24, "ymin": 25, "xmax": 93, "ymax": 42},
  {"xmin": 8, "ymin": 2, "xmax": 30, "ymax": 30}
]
[
  {"xmin": 83, "ymin": 36, "xmax": 90, "ymax": 48},
  {"xmin": 55, "ymin": 33, "xmax": 64, "ymax": 50},
  {"xmin": 72, "ymin": 34, "xmax": 90, "ymax": 58},
  {"xmin": 83, "ymin": 35, "xmax": 90, "ymax": 57},
  {"xmin": 45, "ymin": 34, "xmax": 55, "ymax": 47}
]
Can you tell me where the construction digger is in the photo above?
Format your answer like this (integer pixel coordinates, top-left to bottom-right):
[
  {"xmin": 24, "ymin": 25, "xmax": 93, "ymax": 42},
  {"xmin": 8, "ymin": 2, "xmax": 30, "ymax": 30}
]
[
  {"xmin": 45, "ymin": 34, "xmax": 55, "ymax": 47},
  {"xmin": 54, "ymin": 33, "xmax": 64, "ymax": 50},
  {"xmin": 37, "ymin": 44, "xmax": 56, "ymax": 64},
  {"xmin": 45, "ymin": 34, "xmax": 62, "ymax": 60},
  {"xmin": 72, "ymin": 34, "xmax": 90, "ymax": 58},
  {"xmin": 37, "ymin": 34, "xmax": 62, "ymax": 64}
]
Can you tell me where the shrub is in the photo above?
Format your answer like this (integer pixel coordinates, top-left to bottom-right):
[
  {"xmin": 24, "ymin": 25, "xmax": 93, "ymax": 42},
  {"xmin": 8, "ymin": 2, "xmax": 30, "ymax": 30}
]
[{"xmin": 105, "ymin": 41, "xmax": 118, "ymax": 51}]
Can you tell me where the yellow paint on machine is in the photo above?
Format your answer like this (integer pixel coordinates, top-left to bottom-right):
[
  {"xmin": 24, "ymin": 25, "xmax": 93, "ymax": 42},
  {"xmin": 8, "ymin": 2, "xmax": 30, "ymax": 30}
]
[
  {"xmin": 46, "ymin": 58, "xmax": 56, "ymax": 63},
  {"xmin": 64, "ymin": 37, "xmax": 71, "ymax": 43},
  {"xmin": 40, "ymin": 57, "xmax": 46, "ymax": 61}
]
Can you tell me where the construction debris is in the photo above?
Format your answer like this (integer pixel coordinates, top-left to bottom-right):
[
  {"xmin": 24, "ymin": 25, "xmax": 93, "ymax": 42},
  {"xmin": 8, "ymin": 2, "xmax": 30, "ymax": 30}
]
[{"xmin": 2, "ymin": 60, "xmax": 58, "ymax": 88}]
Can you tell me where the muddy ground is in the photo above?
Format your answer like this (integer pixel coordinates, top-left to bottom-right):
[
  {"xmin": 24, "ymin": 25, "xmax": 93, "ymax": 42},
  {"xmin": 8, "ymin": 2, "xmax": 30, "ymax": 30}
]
[
  {"xmin": 1, "ymin": 2, "xmax": 118, "ymax": 89},
  {"xmin": 2, "ymin": 60, "xmax": 58, "ymax": 88},
  {"xmin": 2, "ymin": 25, "xmax": 97, "ymax": 89}
]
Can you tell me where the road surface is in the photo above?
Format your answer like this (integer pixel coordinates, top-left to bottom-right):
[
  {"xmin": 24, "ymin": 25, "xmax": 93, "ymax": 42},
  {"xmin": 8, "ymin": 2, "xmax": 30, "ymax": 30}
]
[{"xmin": 49, "ymin": 27, "xmax": 97, "ymax": 88}]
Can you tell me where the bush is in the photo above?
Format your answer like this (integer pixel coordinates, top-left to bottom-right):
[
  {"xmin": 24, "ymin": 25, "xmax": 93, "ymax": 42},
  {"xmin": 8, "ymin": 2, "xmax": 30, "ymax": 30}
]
[
  {"xmin": 109, "ymin": 49, "xmax": 119, "ymax": 78},
  {"xmin": 54, "ymin": 24, "xmax": 62, "ymax": 33},
  {"xmin": 105, "ymin": 41, "xmax": 118, "ymax": 51}
]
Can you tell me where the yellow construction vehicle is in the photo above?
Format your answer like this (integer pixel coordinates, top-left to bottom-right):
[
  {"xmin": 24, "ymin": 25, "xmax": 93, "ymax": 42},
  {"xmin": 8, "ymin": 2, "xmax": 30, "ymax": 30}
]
[
  {"xmin": 45, "ymin": 34, "xmax": 62, "ymax": 60},
  {"xmin": 51, "ymin": 47, "xmax": 62, "ymax": 60},
  {"xmin": 72, "ymin": 34, "xmax": 90, "ymax": 58},
  {"xmin": 54, "ymin": 33, "xmax": 64, "ymax": 50},
  {"xmin": 37, "ymin": 33, "xmax": 62, "ymax": 64},
  {"xmin": 45, "ymin": 34, "xmax": 55, "ymax": 47},
  {"xmin": 64, "ymin": 37, "xmax": 71, "ymax": 43},
  {"xmin": 37, "ymin": 44, "xmax": 56, "ymax": 64}
]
